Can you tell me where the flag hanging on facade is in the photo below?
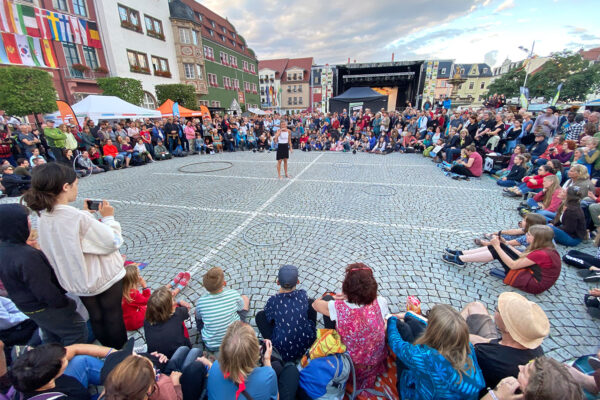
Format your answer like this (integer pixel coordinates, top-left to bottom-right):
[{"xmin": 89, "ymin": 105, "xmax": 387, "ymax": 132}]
[
  {"xmin": 41, "ymin": 38, "xmax": 56, "ymax": 68},
  {"xmin": 28, "ymin": 36, "xmax": 46, "ymax": 67},
  {"xmin": 2, "ymin": 32, "xmax": 21, "ymax": 64},
  {"xmin": 10, "ymin": 2, "xmax": 24, "ymax": 34},
  {"xmin": 0, "ymin": 0, "xmax": 13, "ymax": 32},
  {"xmin": 45, "ymin": 10, "xmax": 63, "ymax": 41},
  {"xmin": 0, "ymin": 34, "xmax": 9, "ymax": 64},
  {"xmin": 15, "ymin": 34, "xmax": 34, "ymax": 65},
  {"xmin": 58, "ymin": 13, "xmax": 71, "ymax": 42},
  {"xmin": 77, "ymin": 18, "xmax": 88, "ymax": 45},
  {"xmin": 69, "ymin": 16, "xmax": 82, "ymax": 44},
  {"xmin": 34, "ymin": 7, "xmax": 51, "ymax": 39},
  {"xmin": 14, "ymin": 3, "xmax": 41, "ymax": 37},
  {"xmin": 86, "ymin": 21, "xmax": 101, "ymax": 48}
]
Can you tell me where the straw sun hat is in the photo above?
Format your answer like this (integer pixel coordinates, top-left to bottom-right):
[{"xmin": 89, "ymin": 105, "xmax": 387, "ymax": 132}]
[{"xmin": 498, "ymin": 292, "xmax": 550, "ymax": 349}]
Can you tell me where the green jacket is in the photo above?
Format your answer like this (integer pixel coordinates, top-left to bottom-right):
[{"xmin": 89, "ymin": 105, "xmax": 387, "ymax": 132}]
[{"xmin": 44, "ymin": 127, "xmax": 67, "ymax": 148}]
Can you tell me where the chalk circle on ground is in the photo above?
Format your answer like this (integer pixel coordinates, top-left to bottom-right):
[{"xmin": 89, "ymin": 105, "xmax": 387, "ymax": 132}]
[
  {"xmin": 177, "ymin": 161, "xmax": 234, "ymax": 173},
  {"xmin": 243, "ymin": 221, "xmax": 294, "ymax": 246},
  {"xmin": 362, "ymin": 184, "xmax": 397, "ymax": 196}
]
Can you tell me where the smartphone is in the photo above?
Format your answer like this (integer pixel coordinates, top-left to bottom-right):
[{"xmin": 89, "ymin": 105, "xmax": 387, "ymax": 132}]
[{"xmin": 86, "ymin": 199, "xmax": 101, "ymax": 211}]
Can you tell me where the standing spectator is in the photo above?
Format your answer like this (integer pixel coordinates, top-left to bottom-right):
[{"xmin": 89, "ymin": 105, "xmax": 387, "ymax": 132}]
[
  {"xmin": 184, "ymin": 121, "xmax": 196, "ymax": 154},
  {"xmin": 0, "ymin": 129, "xmax": 14, "ymax": 165},
  {"xmin": 532, "ymin": 107, "xmax": 558, "ymax": 137},
  {"xmin": 17, "ymin": 124, "xmax": 39, "ymax": 160},
  {"xmin": 23, "ymin": 163, "xmax": 127, "ymax": 349},
  {"xmin": 0, "ymin": 204, "xmax": 88, "ymax": 345}
]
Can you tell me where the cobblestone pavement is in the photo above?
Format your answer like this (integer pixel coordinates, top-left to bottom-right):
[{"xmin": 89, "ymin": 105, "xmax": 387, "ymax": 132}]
[{"xmin": 6, "ymin": 150, "xmax": 598, "ymax": 360}]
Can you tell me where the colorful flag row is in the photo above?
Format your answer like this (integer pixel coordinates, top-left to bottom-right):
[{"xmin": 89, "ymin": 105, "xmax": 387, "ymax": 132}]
[
  {"xmin": 0, "ymin": 0, "xmax": 101, "ymax": 48},
  {"xmin": 0, "ymin": 32, "xmax": 57, "ymax": 68}
]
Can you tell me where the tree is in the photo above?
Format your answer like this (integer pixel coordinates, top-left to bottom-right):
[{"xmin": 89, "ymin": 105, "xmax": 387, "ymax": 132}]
[
  {"xmin": 0, "ymin": 66, "xmax": 57, "ymax": 116},
  {"xmin": 486, "ymin": 68, "xmax": 526, "ymax": 98},
  {"xmin": 527, "ymin": 51, "xmax": 600, "ymax": 102},
  {"xmin": 97, "ymin": 77, "xmax": 144, "ymax": 105},
  {"xmin": 155, "ymin": 84, "xmax": 198, "ymax": 109}
]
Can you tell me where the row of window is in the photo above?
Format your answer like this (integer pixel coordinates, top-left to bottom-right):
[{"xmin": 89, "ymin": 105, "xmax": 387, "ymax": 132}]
[
  {"xmin": 119, "ymin": 4, "xmax": 164, "ymax": 39},
  {"xmin": 62, "ymin": 42, "xmax": 98, "ymax": 71},
  {"xmin": 53, "ymin": 0, "xmax": 87, "ymax": 17},
  {"xmin": 201, "ymin": 45, "xmax": 255, "ymax": 73},
  {"xmin": 287, "ymin": 97, "xmax": 303, "ymax": 105},
  {"xmin": 458, "ymin": 81, "xmax": 486, "ymax": 90},
  {"xmin": 127, "ymin": 50, "xmax": 170, "ymax": 77}
]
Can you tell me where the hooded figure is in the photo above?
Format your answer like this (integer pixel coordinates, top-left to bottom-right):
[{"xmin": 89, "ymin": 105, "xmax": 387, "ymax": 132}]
[{"xmin": 0, "ymin": 204, "xmax": 87, "ymax": 345}]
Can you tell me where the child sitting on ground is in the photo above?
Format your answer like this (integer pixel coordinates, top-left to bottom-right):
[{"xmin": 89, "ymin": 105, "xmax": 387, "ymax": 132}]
[
  {"xmin": 195, "ymin": 267, "xmax": 250, "ymax": 352},
  {"xmin": 121, "ymin": 265, "xmax": 190, "ymax": 331},
  {"xmin": 134, "ymin": 138, "xmax": 154, "ymax": 163},
  {"xmin": 255, "ymin": 265, "xmax": 316, "ymax": 362},
  {"xmin": 154, "ymin": 139, "xmax": 171, "ymax": 160},
  {"xmin": 144, "ymin": 286, "xmax": 193, "ymax": 358}
]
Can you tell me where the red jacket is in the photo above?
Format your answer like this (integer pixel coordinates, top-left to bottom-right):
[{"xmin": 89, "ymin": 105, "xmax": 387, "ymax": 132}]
[
  {"xmin": 103, "ymin": 144, "xmax": 118, "ymax": 158},
  {"xmin": 523, "ymin": 172, "xmax": 552, "ymax": 189},
  {"xmin": 122, "ymin": 288, "xmax": 151, "ymax": 331},
  {"xmin": 533, "ymin": 189, "xmax": 562, "ymax": 212}
]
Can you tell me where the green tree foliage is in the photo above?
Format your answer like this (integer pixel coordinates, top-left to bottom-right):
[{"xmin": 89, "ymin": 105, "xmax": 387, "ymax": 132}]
[
  {"xmin": 486, "ymin": 68, "xmax": 526, "ymax": 98},
  {"xmin": 97, "ymin": 77, "xmax": 144, "ymax": 105},
  {"xmin": 0, "ymin": 66, "xmax": 57, "ymax": 116},
  {"xmin": 527, "ymin": 51, "xmax": 600, "ymax": 101},
  {"xmin": 155, "ymin": 84, "xmax": 198, "ymax": 109}
]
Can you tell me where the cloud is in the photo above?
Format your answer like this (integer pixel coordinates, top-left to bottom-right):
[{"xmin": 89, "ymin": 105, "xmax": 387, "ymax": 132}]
[{"xmin": 494, "ymin": 0, "xmax": 515, "ymax": 13}]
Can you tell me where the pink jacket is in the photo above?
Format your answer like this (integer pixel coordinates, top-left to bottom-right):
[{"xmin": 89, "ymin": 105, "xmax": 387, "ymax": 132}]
[{"xmin": 184, "ymin": 126, "xmax": 196, "ymax": 140}]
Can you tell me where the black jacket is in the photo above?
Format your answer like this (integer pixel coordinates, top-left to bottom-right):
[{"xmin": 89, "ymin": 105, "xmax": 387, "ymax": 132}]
[
  {"xmin": 505, "ymin": 165, "xmax": 526, "ymax": 182},
  {"xmin": 0, "ymin": 204, "xmax": 70, "ymax": 312},
  {"xmin": 1, "ymin": 173, "xmax": 30, "ymax": 197}
]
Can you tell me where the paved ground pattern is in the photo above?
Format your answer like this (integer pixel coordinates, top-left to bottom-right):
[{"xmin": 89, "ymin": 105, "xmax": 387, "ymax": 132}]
[{"xmin": 9, "ymin": 151, "xmax": 598, "ymax": 360}]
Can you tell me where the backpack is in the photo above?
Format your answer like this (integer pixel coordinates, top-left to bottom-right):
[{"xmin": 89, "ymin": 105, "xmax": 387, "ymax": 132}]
[
  {"xmin": 483, "ymin": 156, "xmax": 495, "ymax": 172},
  {"xmin": 299, "ymin": 353, "xmax": 351, "ymax": 399}
]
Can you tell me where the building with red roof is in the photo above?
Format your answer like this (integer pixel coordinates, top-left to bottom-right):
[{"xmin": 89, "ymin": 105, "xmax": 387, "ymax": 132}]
[{"xmin": 258, "ymin": 57, "xmax": 313, "ymax": 114}]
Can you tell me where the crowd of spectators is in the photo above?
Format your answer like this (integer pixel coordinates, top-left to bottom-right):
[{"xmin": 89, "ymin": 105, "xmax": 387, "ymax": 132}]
[{"xmin": 0, "ymin": 103, "xmax": 599, "ymax": 399}]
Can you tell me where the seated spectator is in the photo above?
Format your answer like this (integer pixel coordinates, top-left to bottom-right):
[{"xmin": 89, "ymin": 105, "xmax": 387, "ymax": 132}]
[
  {"xmin": 562, "ymin": 164, "xmax": 595, "ymax": 193},
  {"xmin": 0, "ymin": 296, "xmax": 40, "ymax": 363},
  {"xmin": 549, "ymin": 140, "xmax": 574, "ymax": 166},
  {"xmin": 312, "ymin": 263, "xmax": 388, "ymax": 390},
  {"xmin": 444, "ymin": 128, "xmax": 472, "ymax": 162},
  {"xmin": 154, "ymin": 139, "xmax": 171, "ymax": 160},
  {"xmin": 196, "ymin": 267, "xmax": 250, "ymax": 352},
  {"xmin": 520, "ymin": 175, "xmax": 562, "ymax": 220},
  {"xmin": 10, "ymin": 342, "xmax": 114, "ymax": 399},
  {"xmin": 481, "ymin": 357, "xmax": 583, "ymax": 400},
  {"xmin": 87, "ymin": 145, "xmax": 109, "ymax": 171},
  {"xmin": 529, "ymin": 131, "xmax": 548, "ymax": 163},
  {"xmin": 563, "ymin": 236, "xmax": 600, "ymax": 282},
  {"xmin": 134, "ymin": 138, "xmax": 153, "ymax": 163},
  {"xmin": 143, "ymin": 287, "xmax": 192, "ymax": 358},
  {"xmin": 121, "ymin": 265, "xmax": 189, "ymax": 331},
  {"xmin": 206, "ymin": 321, "xmax": 283, "ymax": 400},
  {"xmin": 117, "ymin": 137, "xmax": 135, "ymax": 168},
  {"xmin": 550, "ymin": 186, "xmax": 586, "ymax": 246},
  {"xmin": 387, "ymin": 304, "xmax": 485, "ymax": 399},
  {"xmin": 547, "ymin": 159, "xmax": 564, "ymax": 183},
  {"xmin": 255, "ymin": 265, "xmax": 316, "ymax": 363},
  {"xmin": 461, "ymin": 292, "xmax": 548, "ymax": 390},
  {"xmin": 503, "ymin": 164, "xmax": 554, "ymax": 198},
  {"xmin": 103, "ymin": 346, "xmax": 207, "ymax": 400},
  {"xmin": 474, "ymin": 213, "xmax": 546, "ymax": 249},
  {"xmin": 76, "ymin": 151, "xmax": 104, "ymax": 175},
  {"xmin": 0, "ymin": 164, "xmax": 30, "ymax": 197},
  {"xmin": 444, "ymin": 225, "xmax": 561, "ymax": 294},
  {"xmin": 212, "ymin": 130, "xmax": 223, "ymax": 153},
  {"xmin": 102, "ymin": 139, "xmax": 122, "ymax": 170},
  {"xmin": 584, "ymin": 287, "xmax": 600, "ymax": 318},
  {"xmin": 28, "ymin": 148, "xmax": 46, "ymax": 167},
  {"xmin": 450, "ymin": 144, "xmax": 483, "ymax": 178},
  {"xmin": 13, "ymin": 158, "xmax": 30, "ymax": 177},
  {"xmin": 493, "ymin": 144, "xmax": 526, "ymax": 179},
  {"xmin": 496, "ymin": 155, "xmax": 526, "ymax": 187}
]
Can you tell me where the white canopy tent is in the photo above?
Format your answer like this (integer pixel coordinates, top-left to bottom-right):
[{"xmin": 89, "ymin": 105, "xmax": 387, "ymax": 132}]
[
  {"xmin": 247, "ymin": 107, "xmax": 267, "ymax": 115},
  {"xmin": 46, "ymin": 95, "xmax": 162, "ymax": 124}
]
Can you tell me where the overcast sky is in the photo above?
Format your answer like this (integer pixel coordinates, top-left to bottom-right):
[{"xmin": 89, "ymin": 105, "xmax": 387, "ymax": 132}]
[{"xmin": 200, "ymin": 0, "xmax": 599, "ymax": 67}]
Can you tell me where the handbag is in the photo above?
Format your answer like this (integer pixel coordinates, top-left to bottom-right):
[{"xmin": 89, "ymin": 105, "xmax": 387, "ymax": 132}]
[{"xmin": 300, "ymin": 328, "xmax": 346, "ymax": 367}]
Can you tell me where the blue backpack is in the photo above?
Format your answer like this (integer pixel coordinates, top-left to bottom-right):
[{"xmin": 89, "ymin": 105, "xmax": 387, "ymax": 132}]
[{"xmin": 299, "ymin": 353, "xmax": 393, "ymax": 400}]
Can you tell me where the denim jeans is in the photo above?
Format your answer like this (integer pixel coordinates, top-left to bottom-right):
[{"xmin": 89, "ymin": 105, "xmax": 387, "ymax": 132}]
[
  {"xmin": 164, "ymin": 346, "xmax": 206, "ymax": 400},
  {"xmin": 445, "ymin": 148, "xmax": 461, "ymax": 162},
  {"xmin": 64, "ymin": 355, "xmax": 103, "ymax": 388},
  {"xmin": 166, "ymin": 346, "xmax": 202, "ymax": 373},
  {"xmin": 497, "ymin": 179, "xmax": 518, "ymax": 187},
  {"xmin": 536, "ymin": 210, "xmax": 556, "ymax": 221},
  {"xmin": 526, "ymin": 197, "xmax": 540, "ymax": 209},
  {"xmin": 551, "ymin": 225, "xmax": 582, "ymax": 247}
]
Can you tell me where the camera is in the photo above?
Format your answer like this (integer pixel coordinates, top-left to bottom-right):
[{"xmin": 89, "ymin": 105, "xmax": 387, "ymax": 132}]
[{"xmin": 86, "ymin": 199, "xmax": 102, "ymax": 211}]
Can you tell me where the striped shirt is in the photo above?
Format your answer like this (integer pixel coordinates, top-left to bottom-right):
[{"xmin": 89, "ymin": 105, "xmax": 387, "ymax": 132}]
[{"xmin": 196, "ymin": 289, "xmax": 244, "ymax": 350}]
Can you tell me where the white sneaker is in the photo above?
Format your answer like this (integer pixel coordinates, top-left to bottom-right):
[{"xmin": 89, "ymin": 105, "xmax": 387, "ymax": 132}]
[{"xmin": 210, "ymin": 151, "xmax": 215, "ymax": 154}]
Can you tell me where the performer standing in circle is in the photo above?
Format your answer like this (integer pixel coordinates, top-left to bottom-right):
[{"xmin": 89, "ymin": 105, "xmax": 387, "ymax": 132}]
[{"xmin": 274, "ymin": 120, "xmax": 293, "ymax": 179}]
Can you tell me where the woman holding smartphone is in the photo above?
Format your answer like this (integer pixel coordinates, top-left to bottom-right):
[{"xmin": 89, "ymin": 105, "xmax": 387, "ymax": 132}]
[{"xmin": 23, "ymin": 163, "xmax": 127, "ymax": 348}]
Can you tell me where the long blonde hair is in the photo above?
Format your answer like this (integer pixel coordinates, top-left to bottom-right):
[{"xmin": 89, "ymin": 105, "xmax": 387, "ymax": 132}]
[
  {"xmin": 219, "ymin": 321, "xmax": 260, "ymax": 384},
  {"xmin": 520, "ymin": 225, "xmax": 555, "ymax": 258},
  {"xmin": 541, "ymin": 175, "xmax": 560, "ymax": 209},
  {"xmin": 122, "ymin": 264, "xmax": 140, "ymax": 303},
  {"xmin": 414, "ymin": 304, "xmax": 473, "ymax": 382}
]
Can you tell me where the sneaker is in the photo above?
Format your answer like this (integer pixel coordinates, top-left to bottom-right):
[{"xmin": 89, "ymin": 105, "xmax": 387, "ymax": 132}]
[
  {"xmin": 442, "ymin": 253, "xmax": 464, "ymax": 266},
  {"xmin": 519, "ymin": 208, "xmax": 531, "ymax": 218},
  {"xmin": 172, "ymin": 271, "xmax": 185, "ymax": 286},
  {"xmin": 584, "ymin": 271, "xmax": 600, "ymax": 283},
  {"xmin": 176, "ymin": 271, "xmax": 191, "ymax": 290},
  {"xmin": 444, "ymin": 248, "xmax": 463, "ymax": 256}
]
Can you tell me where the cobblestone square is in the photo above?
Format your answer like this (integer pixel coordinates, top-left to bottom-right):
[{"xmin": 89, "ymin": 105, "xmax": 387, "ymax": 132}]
[{"xmin": 56, "ymin": 151, "xmax": 600, "ymax": 360}]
